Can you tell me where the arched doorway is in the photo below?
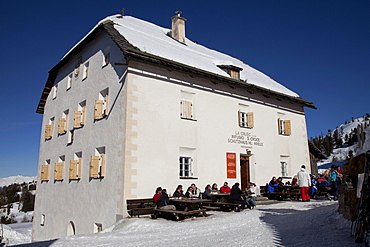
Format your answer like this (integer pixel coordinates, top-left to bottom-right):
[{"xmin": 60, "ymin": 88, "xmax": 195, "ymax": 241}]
[{"xmin": 67, "ymin": 221, "xmax": 76, "ymax": 236}]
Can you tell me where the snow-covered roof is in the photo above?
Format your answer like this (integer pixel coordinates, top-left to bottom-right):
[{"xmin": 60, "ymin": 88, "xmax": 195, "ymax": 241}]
[
  {"xmin": 68, "ymin": 14, "xmax": 299, "ymax": 97},
  {"xmin": 37, "ymin": 14, "xmax": 315, "ymax": 114}
]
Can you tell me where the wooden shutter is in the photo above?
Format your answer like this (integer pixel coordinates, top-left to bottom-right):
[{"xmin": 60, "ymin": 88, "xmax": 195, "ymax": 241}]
[
  {"xmin": 73, "ymin": 111, "xmax": 82, "ymax": 128},
  {"xmin": 77, "ymin": 159, "xmax": 82, "ymax": 178},
  {"xmin": 58, "ymin": 118, "xmax": 66, "ymax": 134},
  {"xmin": 284, "ymin": 120, "xmax": 292, "ymax": 135},
  {"xmin": 180, "ymin": 100, "xmax": 192, "ymax": 119},
  {"xmin": 45, "ymin": 125, "xmax": 52, "ymax": 139},
  {"xmin": 41, "ymin": 165, "xmax": 50, "ymax": 181},
  {"xmin": 81, "ymin": 107, "xmax": 86, "ymax": 126},
  {"xmin": 54, "ymin": 162, "xmax": 64, "ymax": 180},
  {"xmin": 100, "ymin": 154, "xmax": 106, "ymax": 178},
  {"xmin": 247, "ymin": 112, "xmax": 254, "ymax": 128},
  {"xmin": 94, "ymin": 100, "xmax": 104, "ymax": 120},
  {"xmin": 69, "ymin": 160, "xmax": 78, "ymax": 179},
  {"xmin": 90, "ymin": 156, "xmax": 99, "ymax": 178}
]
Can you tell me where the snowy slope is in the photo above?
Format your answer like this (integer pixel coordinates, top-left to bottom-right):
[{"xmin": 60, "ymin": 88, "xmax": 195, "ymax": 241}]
[
  {"xmin": 317, "ymin": 116, "xmax": 370, "ymax": 172},
  {"xmin": 0, "ymin": 176, "xmax": 36, "ymax": 188}
]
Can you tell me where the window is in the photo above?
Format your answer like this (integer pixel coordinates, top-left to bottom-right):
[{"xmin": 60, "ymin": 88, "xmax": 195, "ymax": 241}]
[
  {"xmin": 52, "ymin": 84, "xmax": 58, "ymax": 99},
  {"xmin": 217, "ymin": 65, "xmax": 243, "ymax": 80},
  {"xmin": 74, "ymin": 57, "xmax": 81, "ymax": 77},
  {"xmin": 102, "ymin": 46, "xmax": 110, "ymax": 67},
  {"xmin": 94, "ymin": 89, "xmax": 109, "ymax": 120},
  {"xmin": 67, "ymin": 73, "xmax": 72, "ymax": 90},
  {"xmin": 281, "ymin": 161, "xmax": 288, "ymax": 177},
  {"xmin": 58, "ymin": 110, "xmax": 69, "ymax": 135},
  {"xmin": 44, "ymin": 117, "xmax": 54, "ymax": 140},
  {"xmin": 41, "ymin": 160, "xmax": 50, "ymax": 181},
  {"xmin": 179, "ymin": 156, "xmax": 193, "ymax": 177},
  {"xmin": 40, "ymin": 214, "xmax": 45, "ymax": 226},
  {"xmin": 180, "ymin": 91, "xmax": 195, "ymax": 120},
  {"xmin": 278, "ymin": 118, "xmax": 291, "ymax": 136},
  {"xmin": 69, "ymin": 152, "xmax": 82, "ymax": 180},
  {"xmin": 54, "ymin": 156, "xmax": 65, "ymax": 181},
  {"xmin": 82, "ymin": 62, "xmax": 89, "ymax": 80},
  {"xmin": 74, "ymin": 101, "xmax": 86, "ymax": 128},
  {"xmin": 90, "ymin": 148, "xmax": 106, "ymax": 178},
  {"xmin": 238, "ymin": 111, "xmax": 254, "ymax": 128},
  {"xmin": 67, "ymin": 130, "xmax": 74, "ymax": 145},
  {"xmin": 180, "ymin": 100, "xmax": 193, "ymax": 119}
]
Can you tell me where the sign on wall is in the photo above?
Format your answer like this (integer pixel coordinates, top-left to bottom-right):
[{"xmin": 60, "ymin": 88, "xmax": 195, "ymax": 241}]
[{"xmin": 226, "ymin": 152, "xmax": 237, "ymax": 178}]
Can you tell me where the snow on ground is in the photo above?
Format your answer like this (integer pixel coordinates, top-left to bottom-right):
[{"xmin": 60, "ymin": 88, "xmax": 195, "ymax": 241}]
[{"xmin": 4, "ymin": 199, "xmax": 359, "ymax": 247}]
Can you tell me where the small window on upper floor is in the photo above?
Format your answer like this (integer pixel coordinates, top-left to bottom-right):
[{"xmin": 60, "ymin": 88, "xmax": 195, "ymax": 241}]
[
  {"xmin": 67, "ymin": 73, "xmax": 72, "ymax": 90},
  {"xmin": 238, "ymin": 111, "xmax": 254, "ymax": 128},
  {"xmin": 54, "ymin": 156, "xmax": 65, "ymax": 181},
  {"xmin": 94, "ymin": 89, "xmax": 109, "ymax": 120},
  {"xmin": 58, "ymin": 110, "xmax": 69, "ymax": 135},
  {"xmin": 74, "ymin": 101, "xmax": 86, "ymax": 128},
  {"xmin": 180, "ymin": 91, "xmax": 195, "ymax": 120},
  {"xmin": 278, "ymin": 118, "xmax": 291, "ymax": 136},
  {"xmin": 102, "ymin": 46, "xmax": 110, "ymax": 67},
  {"xmin": 52, "ymin": 84, "xmax": 58, "ymax": 99},
  {"xmin": 69, "ymin": 152, "xmax": 82, "ymax": 180},
  {"xmin": 90, "ymin": 147, "xmax": 106, "ymax": 178},
  {"xmin": 82, "ymin": 62, "xmax": 89, "ymax": 80},
  {"xmin": 217, "ymin": 65, "xmax": 243, "ymax": 80},
  {"xmin": 40, "ymin": 160, "xmax": 50, "ymax": 181},
  {"xmin": 45, "ymin": 117, "xmax": 55, "ymax": 140}
]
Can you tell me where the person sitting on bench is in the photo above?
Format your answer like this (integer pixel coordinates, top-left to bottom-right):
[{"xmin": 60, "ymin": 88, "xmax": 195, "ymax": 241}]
[
  {"xmin": 229, "ymin": 182, "xmax": 247, "ymax": 209},
  {"xmin": 158, "ymin": 189, "xmax": 176, "ymax": 210},
  {"xmin": 173, "ymin": 185, "xmax": 185, "ymax": 198}
]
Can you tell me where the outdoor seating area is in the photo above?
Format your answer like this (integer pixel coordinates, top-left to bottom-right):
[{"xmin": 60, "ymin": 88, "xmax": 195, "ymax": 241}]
[{"xmin": 126, "ymin": 182, "xmax": 258, "ymax": 221}]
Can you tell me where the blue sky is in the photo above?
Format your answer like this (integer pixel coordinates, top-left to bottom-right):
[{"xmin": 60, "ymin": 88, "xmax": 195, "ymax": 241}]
[{"xmin": 1, "ymin": 0, "xmax": 369, "ymax": 177}]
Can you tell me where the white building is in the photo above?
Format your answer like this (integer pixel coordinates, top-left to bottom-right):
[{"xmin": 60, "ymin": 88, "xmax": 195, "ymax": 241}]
[{"xmin": 33, "ymin": 12, "xmax": 315, "ymax": 241}]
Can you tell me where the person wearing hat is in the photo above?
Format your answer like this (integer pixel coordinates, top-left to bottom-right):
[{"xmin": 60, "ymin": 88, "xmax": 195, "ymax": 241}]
[{"xmin": 297, "ymin": 165, "xmax": 311, "ymax": 202}]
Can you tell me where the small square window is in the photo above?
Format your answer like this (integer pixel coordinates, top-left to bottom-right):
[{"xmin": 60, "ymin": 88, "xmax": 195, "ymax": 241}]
[{"xmin": 179, "ymin": 156, "xmax": 193, "ymax": 177}]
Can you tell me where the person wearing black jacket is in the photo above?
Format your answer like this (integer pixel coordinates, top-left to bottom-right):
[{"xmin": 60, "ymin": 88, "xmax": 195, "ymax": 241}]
[
  {"xmin": 158, "ymin": 189, "xmax": 176, "ymax": 210},
  {"xmin": 229, "ymin": 183, "xmax": 247, "ymax": 210}
]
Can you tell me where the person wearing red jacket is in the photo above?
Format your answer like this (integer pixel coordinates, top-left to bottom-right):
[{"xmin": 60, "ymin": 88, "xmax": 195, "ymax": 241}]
[
  {"xmin": 153, "ymin": 187, "xmax": 162, "ymax": 204},
  {"xmin": 220, "ymin": 181, "xmax": 231, "ymax": 193}
]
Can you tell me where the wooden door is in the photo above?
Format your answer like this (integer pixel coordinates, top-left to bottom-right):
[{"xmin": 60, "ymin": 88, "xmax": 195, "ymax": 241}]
[{"xmin": 240, "ymin": 155, "xmax": 250, "ymax": 191}]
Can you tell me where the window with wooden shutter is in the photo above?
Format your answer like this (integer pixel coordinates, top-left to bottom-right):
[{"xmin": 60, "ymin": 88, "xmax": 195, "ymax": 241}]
[
  {"xmin": 284, "ymin": 120, "xmax": 292, "ymax": 136},
  {"xmin": 74, "ymin": 111, "xmax": 82, "ymax": 128},
  {"xmin": 230, "ymin": 70, "xmax": 240, "ymax": 80},
  {"xmin": 58, "ymin": 118, "xmax": 67, "ymax": 134},
  {"xmin": 41, "ymin": 165, "xmax": 50, "ymax": 181},
  {"xmin": 104, "ymin": 95, "xmax": 109, "ymax": 116},
  {"xmin": 94, "ymin": 100, "xmax": 104, "ymax": 120},
  {"xmin": 45, "ymin": 124, "xmax": 53, "ymax": 140},
  {"xmin": 180, "ymin": 100, "xmax": 193, "ymax": 119},
  {"xmin": 81, "ymin": 107, "xmax": 86, "ymax": 125},
  {"xmin": 90, "ymin": 156, "xmax": 100, "ymax": 178},
  {"xmin": 239, "ymin": 111, "xmax": 254, "ymax": 128},
  {"xmin": 54, "ymin": 162, "xmax": 64, "ymax": 181},
  {"xmin": 69, "ymin": 159, "xmax": 82, "ymax": 179}
]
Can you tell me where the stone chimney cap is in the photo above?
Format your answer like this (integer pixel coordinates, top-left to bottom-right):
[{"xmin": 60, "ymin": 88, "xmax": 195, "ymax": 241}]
[{"xmin": 175, "ymin": 11, "xmax": 182, "ymax": 16}]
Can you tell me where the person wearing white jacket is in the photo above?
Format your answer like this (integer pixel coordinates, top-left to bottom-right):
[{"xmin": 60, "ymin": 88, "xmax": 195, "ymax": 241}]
[{"xmin": 297, "ymin": 165, "xmax": 311, "ymax": 202}]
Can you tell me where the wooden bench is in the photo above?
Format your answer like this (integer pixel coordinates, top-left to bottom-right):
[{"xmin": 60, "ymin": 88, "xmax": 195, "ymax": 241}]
[
  {"xmin": 127, "ymin": 198, "xmax": 155, "ymax": 217},
  {"xmin": 204, "ymin": 201, "xmax": 244, "ymax": 212},
  {"xmin": 153, "ymin": 208, "xmax": 207, "ymax": 220}
]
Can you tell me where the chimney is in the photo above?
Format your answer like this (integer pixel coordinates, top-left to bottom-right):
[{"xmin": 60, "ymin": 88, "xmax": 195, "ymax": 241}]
[{"xmin": 171, "ymin": 11, "xmax": 186, "ymax": 44}]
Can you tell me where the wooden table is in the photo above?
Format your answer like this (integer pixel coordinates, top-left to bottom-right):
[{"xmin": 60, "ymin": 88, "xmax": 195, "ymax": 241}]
[
  {"xmin": 153, "ymin": 198, "xmax": 211, "ymax": 220},
  {"xmin": 203, "ymin": 193, "xmax": 247, "ymax": 212}
]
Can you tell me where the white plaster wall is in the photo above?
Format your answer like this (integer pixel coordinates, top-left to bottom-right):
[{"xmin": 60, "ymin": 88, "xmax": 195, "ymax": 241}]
[
  {"xmin": 127, "ymin": 62, "xmax": 310, "ymax": 199},
  {"xmin": 33, "ymin": 31, "xmax": 128, "ymax": 241}
]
